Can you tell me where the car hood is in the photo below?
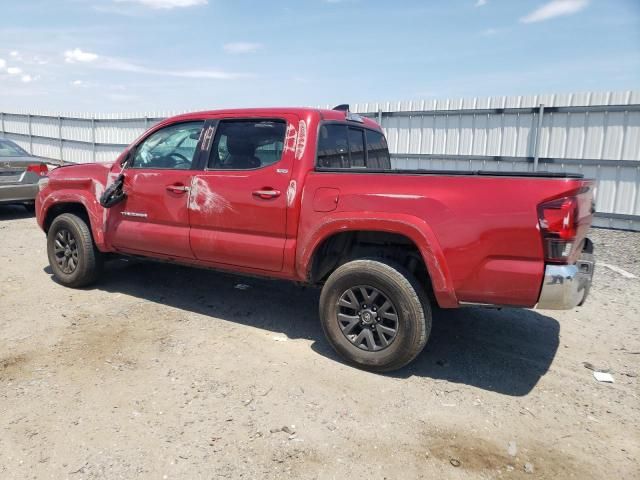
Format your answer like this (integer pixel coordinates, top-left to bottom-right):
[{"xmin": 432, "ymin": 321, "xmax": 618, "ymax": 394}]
[{"xmin": 48, "ymin": 161, "xmax": 114, "ymax": 181}]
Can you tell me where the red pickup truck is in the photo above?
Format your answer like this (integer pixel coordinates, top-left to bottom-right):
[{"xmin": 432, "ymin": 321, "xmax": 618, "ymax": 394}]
[{"xmin": 36, "ymin": 107, "xmax": 595, "ymax": 371}]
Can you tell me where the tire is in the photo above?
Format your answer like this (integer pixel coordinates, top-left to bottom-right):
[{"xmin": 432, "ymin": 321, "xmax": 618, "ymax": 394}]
[
  {"xmin": 319, "ymin": 259, "xmax": 431, "ymax": 372},
  {"xmin": 47, "ymin": 213, "xmax": 103, "ymax": 288}
]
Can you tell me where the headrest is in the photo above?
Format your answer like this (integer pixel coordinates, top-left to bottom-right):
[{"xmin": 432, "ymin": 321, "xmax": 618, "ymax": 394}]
[{"xmin": 227, "ymin": 136, "xmax": 255, "ymax": 156}]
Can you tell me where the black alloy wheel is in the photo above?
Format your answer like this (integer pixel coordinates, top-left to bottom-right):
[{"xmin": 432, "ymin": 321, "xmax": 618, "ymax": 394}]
[
  {"xmin": 52, "ymin": 228, "xmax": 79, "ymax": 274},
  {"xmin": 337, "ymin": 285, "xmax": 399, "ymax": 351}
]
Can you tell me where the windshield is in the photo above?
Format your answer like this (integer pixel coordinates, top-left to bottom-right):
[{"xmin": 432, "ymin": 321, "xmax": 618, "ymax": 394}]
[{"xmin": 0, "ymin": 139, "xmax": 29, "ymax": 157}]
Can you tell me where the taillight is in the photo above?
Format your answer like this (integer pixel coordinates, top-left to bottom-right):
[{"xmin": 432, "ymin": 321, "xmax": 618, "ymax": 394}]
[
  {"xmin": 26, "ymin": 163, "xmax": 49, "ymax": 176},
  {"xmin": 538, "ymin": 196, "xmax": 578, "ymax": 263}
]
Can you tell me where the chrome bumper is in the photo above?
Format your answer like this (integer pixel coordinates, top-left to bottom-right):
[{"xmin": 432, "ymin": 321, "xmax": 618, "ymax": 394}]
[{"xmin": 536, "ymin": 252, "xmax": 594, "ymax": 310}]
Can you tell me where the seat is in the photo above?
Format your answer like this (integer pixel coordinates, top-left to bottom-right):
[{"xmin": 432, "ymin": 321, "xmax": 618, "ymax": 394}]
[{"xmin": 226, "ymin": 136, "xmax": 261, "ymax": 169}]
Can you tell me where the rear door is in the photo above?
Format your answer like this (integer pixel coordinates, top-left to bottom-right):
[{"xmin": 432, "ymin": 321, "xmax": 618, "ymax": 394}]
[
  {"xmin": 188, "ymin": 115, "xmax": 297, "ymax": 271},
  {"xmin": 108, "ymin": 120, "xmax": 206, "ymax": 258}
]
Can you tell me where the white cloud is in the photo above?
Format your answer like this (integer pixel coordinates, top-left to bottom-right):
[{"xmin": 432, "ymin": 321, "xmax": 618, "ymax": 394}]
[
  {"xmin": 7, "ymin": 67, "xmax": 22, "ymax": 75},
  {"xmin": 64, "ymin": 48, "xmax": 99, "ymax": 63},
  {"xmin": 0, "ymin": 58, "xmax": 6, "ymax": 69},
  {"xmin": 60, "ymin": 48, "xmax": 248, "ymax": 80},
  {"xmin": 114, "ymin": 0, "xmax": 207, "ymax": 9},
  {"xmin": 520, "ymin": 0, "xmax": 589, "ymax": 23},
  {"xmin": 482, "ymin": 28, "xmax": 498, "ymax": 36},
  {"xmin": 92, "ymin": 56, "xmax": 248, "ymax": 80},
  {"xmin": 21, "ymin": 74, "xmax": 32, "ymax": 83},
  {"xmin": 223, "ymin": 42, "xmax": 263, "ymax": 54},
  {"xmin": 475, "ymin": 0, "xmax": 487, "ymax": 6},
  {"xmin": 26, "ymin": 55, "xmax": 49, "ymax": 65},
  {"xmin": 72, "ymin": 80, "xmax": 85, "ymax": 86},
  {"xmin": 2, "ymin": 50, "xmax": 49, "ymax": 66}
]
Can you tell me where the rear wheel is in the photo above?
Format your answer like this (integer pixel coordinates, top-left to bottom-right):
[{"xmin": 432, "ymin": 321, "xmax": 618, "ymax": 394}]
[
  {"xmin": 47, "ymin": 213, "xmax": 103, "ymax": 288},
  {"xmin": 319, "ymin": 259, "xmax": 431, "ymax": 372}
]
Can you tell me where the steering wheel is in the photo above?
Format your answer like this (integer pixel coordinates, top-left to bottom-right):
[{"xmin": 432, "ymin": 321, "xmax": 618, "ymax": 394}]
[{"xmin": 168, "ymin": 152, "xmax": 190, "ymax": 167}]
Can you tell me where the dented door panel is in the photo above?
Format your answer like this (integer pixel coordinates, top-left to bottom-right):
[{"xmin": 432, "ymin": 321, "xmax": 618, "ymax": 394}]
[
  {"xmin": 106, "ymin": 120, "xmax": 208, "ymax": 258},
  {"xmin": 107, "ymin": 169, "xmax": 196, "ymax": 258},
  {"xmin": 188, "ymin": 114, "xmax": 301, "ymax": 272}
]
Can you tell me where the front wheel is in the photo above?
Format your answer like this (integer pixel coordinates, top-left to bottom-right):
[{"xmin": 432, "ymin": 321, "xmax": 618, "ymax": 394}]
[
  {"xmin": 319, "ymin": 259, "xmax": 431, "ymax": 372},
  {"xmin": 47, "ymin": 213, "xmax": 103, "ymax": 288}
]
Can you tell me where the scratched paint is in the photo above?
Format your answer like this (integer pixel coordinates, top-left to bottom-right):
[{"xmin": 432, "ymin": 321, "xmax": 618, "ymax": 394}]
[
  {"xmin": 295, "ymin": 120, "xmax": 307, "ymax": 160},
  {"xmin": 93, "ymin": 179, "xmax": 105, "ymax": 201},
  {"xmin": 99, "ymin": 172, "xmax": 120, "ymax": 228},
  {"xmin": 283, "ymin": 123, "xmax": 298, "ymax": 155},
  {"xmin": 286, "ymin": 180, "xmax": 297, "ymax": 207},
  {"xmin": 366, "ymin": 193, "xmax": 423, "ymax": 200},
  {"xmin": 188, "ymin": 177, "xmax": 235, "ymax": 214}
]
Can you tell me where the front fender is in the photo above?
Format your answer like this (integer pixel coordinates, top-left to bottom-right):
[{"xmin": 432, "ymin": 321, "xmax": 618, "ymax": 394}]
[
  {"xmin": 38, "ymin": 180, "xmax": 109, "ymax": 251},
  {"xmin": 296, "ymin": 212, "xmax": 458, "ymax": 308}
]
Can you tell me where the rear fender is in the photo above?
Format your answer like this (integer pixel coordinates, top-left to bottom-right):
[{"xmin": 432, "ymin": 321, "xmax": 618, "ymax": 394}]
[{"xmin": 297, "ymin": 212, "xmax": 458, "ymax": 308}]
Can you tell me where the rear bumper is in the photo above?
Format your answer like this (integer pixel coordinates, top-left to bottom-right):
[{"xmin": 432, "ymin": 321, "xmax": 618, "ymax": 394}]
[{"xmin": 536, "ymin": 249, "xmax": 594, "ymax": 310}]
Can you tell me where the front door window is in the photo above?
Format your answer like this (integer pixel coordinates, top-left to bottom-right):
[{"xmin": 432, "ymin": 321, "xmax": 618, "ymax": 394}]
[{"xmin": 131, "ymin": 122, "xmax": 204, "ymax": 170}]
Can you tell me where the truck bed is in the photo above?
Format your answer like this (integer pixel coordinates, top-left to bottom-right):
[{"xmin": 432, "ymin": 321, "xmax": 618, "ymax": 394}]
[{"xmin": 301, "ymin": 169, "xmax": 594, "ymax": 307}]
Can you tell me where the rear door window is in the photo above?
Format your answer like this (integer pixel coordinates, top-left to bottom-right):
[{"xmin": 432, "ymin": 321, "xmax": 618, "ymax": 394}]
[{"xmin": 208, "ymin": 119, "xmax": 286, "ymax": 170}]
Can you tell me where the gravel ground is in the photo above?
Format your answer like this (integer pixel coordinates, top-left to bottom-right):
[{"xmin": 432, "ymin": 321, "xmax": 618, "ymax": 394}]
[{"xmin": 1, "ymin": 205, "xmax": 639, "ymax": 480}]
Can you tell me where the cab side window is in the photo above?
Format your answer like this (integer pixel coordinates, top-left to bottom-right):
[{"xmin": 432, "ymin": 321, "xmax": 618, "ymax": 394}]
[
  {"xmin": 130, "ymin": 121, "xmax": 204, "ymax": 170},
  {"xmin": 365, "ymin": 130, "xmax": 391, "ymax": 169},
  {"xmin": 348, "ymin": 128, "xmax": 366, "ymax": 167},
  {"xmin": 317, "ymin": 124, "xmax": 391, "ymax": 169},
  {"xmin": 317, "ymin": 125, "xmax": 349, "ymax": 168}
]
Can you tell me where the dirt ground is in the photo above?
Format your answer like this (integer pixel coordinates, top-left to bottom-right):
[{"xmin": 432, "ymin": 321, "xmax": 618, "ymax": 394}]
[{"xmin": 1, "ymin": 205, "xmax": 638, "ymax": 480}]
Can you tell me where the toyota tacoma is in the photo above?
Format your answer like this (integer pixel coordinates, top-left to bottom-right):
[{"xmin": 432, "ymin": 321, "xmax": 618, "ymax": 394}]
[{"xmin": 36, "ymin": 106, "xmax": 595, "ymax": 371}]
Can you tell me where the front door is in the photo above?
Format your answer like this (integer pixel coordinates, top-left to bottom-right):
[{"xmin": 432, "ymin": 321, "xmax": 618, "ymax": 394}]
[
  {"xmin": 188, "ymin": 116, "xmax": 296, "ymax": 271},
  {"xmin": 108, "ymin": 120, "xmax": 205, "ymax": 258}
]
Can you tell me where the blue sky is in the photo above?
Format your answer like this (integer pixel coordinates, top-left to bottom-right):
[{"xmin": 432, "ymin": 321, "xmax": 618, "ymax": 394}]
[{"xmin": 0, "ymin": 0, "xmax": 638, "ymax": 112}]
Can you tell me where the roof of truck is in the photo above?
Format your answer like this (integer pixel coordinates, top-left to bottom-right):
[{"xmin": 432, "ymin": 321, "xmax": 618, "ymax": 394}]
[{"xmin": 161, "ymin": 107, "xmax": 382, "ymax": 130}]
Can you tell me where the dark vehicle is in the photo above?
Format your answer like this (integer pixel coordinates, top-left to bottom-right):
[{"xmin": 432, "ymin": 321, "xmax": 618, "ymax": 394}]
[{"xmin": 0, "ymin": 138, "xmax": 49, "ymax": 211}]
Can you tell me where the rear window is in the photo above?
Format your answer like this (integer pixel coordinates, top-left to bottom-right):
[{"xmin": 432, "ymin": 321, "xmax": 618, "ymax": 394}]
[
  {"xmin": 0, "ymin": 139, "xmax": 28, "ymax": 157},
  {"xmin": 316, "ymin": 124, "xmax": 390, "ymax": 170}
]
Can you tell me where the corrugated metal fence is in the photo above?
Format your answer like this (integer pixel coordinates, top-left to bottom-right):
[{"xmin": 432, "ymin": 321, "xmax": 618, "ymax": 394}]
[{"xmin": 2, "ymin": 90, "xmax": 639, "ymax": 230}]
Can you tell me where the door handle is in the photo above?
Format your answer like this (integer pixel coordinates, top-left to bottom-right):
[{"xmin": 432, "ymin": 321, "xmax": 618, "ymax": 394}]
[
  {"xmin": 252, "ymin": 189, "xmax": 281, "ymax": 200},
  {"xmin": 166, "ymin": 184, "xmax": 190, "ymax": 194}
]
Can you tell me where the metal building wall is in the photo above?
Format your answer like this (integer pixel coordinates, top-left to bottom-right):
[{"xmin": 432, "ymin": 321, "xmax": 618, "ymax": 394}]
[{"xmin": 1, "ymin": 90, "xmax": 639, "ymax": 230}]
